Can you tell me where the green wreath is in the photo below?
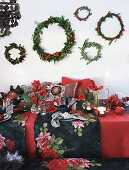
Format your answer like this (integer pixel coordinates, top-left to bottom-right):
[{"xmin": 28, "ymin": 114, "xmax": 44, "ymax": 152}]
[
  {"xmin": 74, "ymin": 6, "xmax": 92, "ymax": 21},
  {"xmin": 96, "ymin": 11, "xmax": 125, "ymax": 45},
  {"xmin": 79, "ymin": 39, "xmax": 103, "ymax": 65},
  {"xmin": 33, "ymin": 16, "xmax": 76, "ymax": 63},
  {"xmin": 4, "ymin": 43, "xmax": 26, "ymax": 65}
]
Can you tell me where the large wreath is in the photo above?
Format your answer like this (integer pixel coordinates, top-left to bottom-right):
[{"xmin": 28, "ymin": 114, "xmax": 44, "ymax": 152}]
[
  {"xmin": 74, "ymin": 6, "xmax": 92, "ymax": 21},
  {"xmin": 79, "ymin": 39, "xmax": 103, "ymax": 65},
  {"xmin": 96, "ymin": 11, "xmax": 125, "ymax": 45},
  {"xmin": 33, "ymin": 16, "xmax": 76, "ymax": 62},
  {"xmin": 4, "ymin": 43, "xmax": 26, "ymax": 65}
]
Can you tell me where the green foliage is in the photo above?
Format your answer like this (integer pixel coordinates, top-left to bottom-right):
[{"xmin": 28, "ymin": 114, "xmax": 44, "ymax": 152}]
[
  {"xmin": 96, "ymin": 12, "xmax": 125, "ymax": 45},
  {"xmin": 74, "ymin": 6, "xmax": 92, "ymax": 21},
  {"xmin": 33, "ymin": 16, "xmax": 76, "ymax": 63},
  {"xmin": 4, "ymin": 43, "xmax": 26, "ymax": 65},
  {"xmin": 79, "ymin": 39, "xmax": 103, "ymax": 65}
]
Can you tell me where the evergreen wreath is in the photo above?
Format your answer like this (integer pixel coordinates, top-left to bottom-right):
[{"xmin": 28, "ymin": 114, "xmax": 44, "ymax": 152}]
[
  {"xmin": 4, "ymin": 43, "xmax": 26, "ymax": 65},
  {"xmin": 33, "ymin": 16, "xmax": 76, "ymax": 63},
  {"xmin": 96, "ymin": 11, "xmax": 125, "ymax": 45},
  {"xmin": 79, "ymin": 39, "xmax": 103, "ymax": 65},
  {"xmin": 74, "ymin": 6, "xmax": 92, "ymax": 21}
]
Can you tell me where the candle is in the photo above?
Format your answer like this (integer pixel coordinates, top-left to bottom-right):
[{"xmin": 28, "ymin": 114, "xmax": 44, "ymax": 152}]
[
  {"xmin": 86, "ymin": 106, "xmax": 92, "ymax": 111},
  {"xmin": 97, "ymin": 106, "xmax": 106, "ymax": 117}
]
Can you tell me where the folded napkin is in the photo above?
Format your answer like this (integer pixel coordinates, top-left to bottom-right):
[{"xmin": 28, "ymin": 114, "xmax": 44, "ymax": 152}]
[{"xmin": 51, "ymin": 111, "xmax": 86, "ymax": 128}]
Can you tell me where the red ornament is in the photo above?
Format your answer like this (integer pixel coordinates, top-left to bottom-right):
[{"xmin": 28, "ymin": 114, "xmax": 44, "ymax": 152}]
[{"xmin": 115, "ymin": 106, "xmax": 125, "ymax": 115}]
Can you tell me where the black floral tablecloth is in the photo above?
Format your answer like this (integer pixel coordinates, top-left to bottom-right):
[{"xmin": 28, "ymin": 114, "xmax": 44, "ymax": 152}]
[{"xmin": 34, "ymin": 102, "xmax": 101, "ymax": 159}]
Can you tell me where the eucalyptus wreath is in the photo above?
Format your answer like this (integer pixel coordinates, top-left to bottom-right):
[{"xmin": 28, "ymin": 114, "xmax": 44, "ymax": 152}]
[
  {"xmin": 74, "ymin": 6, "xmax": 92, "ymax": 21},
  {"xmin": 79, "ymin": 39, "xmax": 103, "ymax": 65},
  {"xmin": 96, "ymin": 11, "xmax": 125, "ymax": 45},
  {"xmin": 33, "ymin": 16, "xmax": 76, "ymax": 63},
  {"xmin": 4, "ymin": 43, "xmax": 26, "ymax": 65}
]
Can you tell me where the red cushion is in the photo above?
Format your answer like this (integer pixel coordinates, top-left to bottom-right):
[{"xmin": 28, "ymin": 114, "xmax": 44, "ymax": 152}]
[{"xmin": 61, "ymin": 77, "xmax": 91, "ymax": 99}]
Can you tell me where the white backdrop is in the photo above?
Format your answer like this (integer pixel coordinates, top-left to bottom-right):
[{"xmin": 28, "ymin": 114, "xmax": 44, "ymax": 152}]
[{"xmin": 0, "ymin": 0, "xmax": 129, "ymax": 98}]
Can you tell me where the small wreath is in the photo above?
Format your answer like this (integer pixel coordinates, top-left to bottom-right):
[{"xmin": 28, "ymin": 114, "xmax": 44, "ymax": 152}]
[
  {"xmin": 79, "ymin": 39, "xmax": 103, "ymax": 65},
  {"xmin": 4, "ymin": 43, "xmax": 26, "ymax": 65},
  {"xmin": 96, "ymin": 11, "xmax": 125, "ymax": 45},
  {"xmin": 74, "ymin": 6, "xmax": 92, "ymax": 21},
  {"xmin": 33, "ymin": 16, "xmax": 76, "ymax": 63}
]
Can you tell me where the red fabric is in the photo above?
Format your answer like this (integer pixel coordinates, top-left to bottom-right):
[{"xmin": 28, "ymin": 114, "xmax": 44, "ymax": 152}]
[
  {"xmin": 25, "ymin": 112, "xmax": 38, "ymax": 158},
  {"xmin": 61, "ymin": 77, "xmax": 91, "ymax": 99},
  {"xmin": 95, "ymin": 109, "xmax": 129, "ymax": 158}
]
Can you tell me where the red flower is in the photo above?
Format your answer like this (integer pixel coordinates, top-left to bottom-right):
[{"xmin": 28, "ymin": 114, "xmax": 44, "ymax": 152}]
[
  {"xmin": 47, "ymin": 159, "xmax": 68, "ymax": 170},
  {"xmin": 39, "ymin": 89, "xmax": 47, "ymax": 96},
  {"xmin": 31, "ymin": 80, "xmax": 41, "ymax": 89},
  {"xmin": 19, "ymin": 103, "xmax": 24, "ymax": 110},
  {"xmin": 46, "ymin": 54, "xmax": 51, "ymax": 60},
  {"xmin": 87, "ymin": 80, "xmax": 103, "ymax": 91},
  {"xmin": 31, "ymin": 97, "xmax": 37, "ymax": 104},
  {"xmin": 0, "ymin": 115, "xmax": 4, "ymax": 120},
  {"xmin": 38, "ymin": 101, "xmax": 43, "ymax": 107},
  {"xmin": 6, "ymin": 140, "xmax": 15, "ymax": 153},
  {"xmin": 41, "ymin": 149, "xmax": 57, "ymax": 159},
  {"xmin": 104, "ymin": 94, "xmax": 125, "ymax": 108},
  {"xmin": 71, "ymin": 109, "xmax": 77, "ymax": 114},
  {"xmin": 32, "ymin": 88, "xmax": 36, "ymax": 92},
  {"xmin": 40, "ymin": 85, "xmax": 46, "ymax": 90},
  {"xmin": 79, "ymin": 93, "xmax": 85, "ymax": 100},
  {"xmin": 54, "ymin": 52, "xmax": 60, "ymax": 57}
]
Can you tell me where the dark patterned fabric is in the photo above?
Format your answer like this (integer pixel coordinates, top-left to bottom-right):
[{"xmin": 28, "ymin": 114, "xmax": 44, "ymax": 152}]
[
  {"xmin": 21, "ymin": 158, "xmax": 129, "ymax": 170},
  {"xmin": 0, "ymin": 114, "xmax": 26, "ymax": 156},
  {"xmin": 34, "ymin": 102, "xmax": 101, "ymax": 158}
]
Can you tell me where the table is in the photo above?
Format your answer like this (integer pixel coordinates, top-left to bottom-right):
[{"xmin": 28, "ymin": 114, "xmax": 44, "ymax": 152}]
[{"xmin": 1, "ymin": 104, "xmax": 129, "ymax": 159}]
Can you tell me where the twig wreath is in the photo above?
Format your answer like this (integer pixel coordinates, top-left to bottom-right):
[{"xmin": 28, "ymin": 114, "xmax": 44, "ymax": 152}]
[
  {"xmin": 79, "ymin": 39, "xmax": 103, "ymax": 65},
  {"xmin": 96, "ymin": 11, "xmax": 125, "ymax": 45},
  {"xmin": 74, "ymin": 6, "xmax": 92, "ymax": 21},
  {"xmin": 33, "ymin": 16, "xmax": 76, "ymax": 63},
  {"xmin": 4, "ymin": 43, "xmax": 26, "ymax": 65}
]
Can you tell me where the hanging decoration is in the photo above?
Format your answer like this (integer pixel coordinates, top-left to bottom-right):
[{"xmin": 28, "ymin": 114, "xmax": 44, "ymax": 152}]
[
  {"xmin": 96, "ymin": 11, "xmax": 125, "ymax": 45},
  {"xmin": 4, "ymin": 43, "xmax": 26, "ymax": 65},
  {"xmin": 0, "ymin": 0, "xmax": 21, "ymax": 37},
  {"xmin": 79, "ymin": 39, "xmax": 103, "ymax": 65},
  {"xmin": 33, "ymin": 16, "xmax": 76, "ymax": 63},
  {"xmin": 74, "ymin": 6, "xmax": 92, "ymax": 21}
]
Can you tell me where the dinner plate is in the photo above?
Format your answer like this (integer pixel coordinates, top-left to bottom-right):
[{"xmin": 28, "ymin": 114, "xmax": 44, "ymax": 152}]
[{"xmin": 0, "ymin": 114, "xmax": 12, "ymax": 123}]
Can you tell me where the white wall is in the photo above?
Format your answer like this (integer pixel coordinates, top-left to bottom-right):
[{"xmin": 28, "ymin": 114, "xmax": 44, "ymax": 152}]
[{"xmin": 0, "ymin": 0, "xmax": 129, "ymax": 98}]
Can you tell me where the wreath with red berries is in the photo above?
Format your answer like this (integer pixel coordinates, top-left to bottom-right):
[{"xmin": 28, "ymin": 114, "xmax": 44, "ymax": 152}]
[
  {"xmin": 96, "ymin": 11, "xmax": 125, "ymax": 45},
  {"xmin": 33, "ymin": 16, "xmax": 76, "ymax": 63},
  {"xmin": 74, "ymin": 6, "xmax": 92, "ymax": 21},
  {"xmin": 4, "ymin": 43, "xmax": 26, "ymax": 65}
]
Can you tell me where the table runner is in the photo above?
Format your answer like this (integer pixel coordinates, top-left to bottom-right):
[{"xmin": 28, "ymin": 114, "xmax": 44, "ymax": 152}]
[{"xmin": 96, "ymin": 109, "xmax": 129, "ymax": 158}]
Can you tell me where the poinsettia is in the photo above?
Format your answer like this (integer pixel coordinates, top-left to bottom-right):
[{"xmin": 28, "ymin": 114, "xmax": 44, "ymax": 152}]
[{"xmin": 87, "ymin": 79, "xmax": 103, "ymax": 92}]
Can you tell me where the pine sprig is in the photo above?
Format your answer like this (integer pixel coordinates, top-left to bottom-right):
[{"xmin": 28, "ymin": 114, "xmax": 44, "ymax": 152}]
[
  {"xmin": 79, "ymin": 39, "xmax": 103, "ymax": 65},
  {"xmin": 74, "ymin": 6, "xmax": 92, "ymax": 21}
]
